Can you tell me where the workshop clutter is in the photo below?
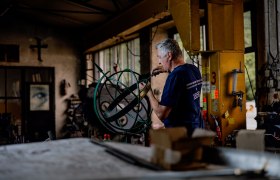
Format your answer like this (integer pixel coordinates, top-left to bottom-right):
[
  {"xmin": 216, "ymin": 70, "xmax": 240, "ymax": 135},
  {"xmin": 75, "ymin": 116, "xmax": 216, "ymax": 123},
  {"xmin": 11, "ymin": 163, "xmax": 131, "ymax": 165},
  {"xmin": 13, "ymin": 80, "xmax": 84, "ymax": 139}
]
[
  {"xmin": 62, "ymin": 94, "xmax": 90, "ymax": 138},
  {"xmin": 149, "ymin": 127, "xmax": 215, "ymax": 170}
]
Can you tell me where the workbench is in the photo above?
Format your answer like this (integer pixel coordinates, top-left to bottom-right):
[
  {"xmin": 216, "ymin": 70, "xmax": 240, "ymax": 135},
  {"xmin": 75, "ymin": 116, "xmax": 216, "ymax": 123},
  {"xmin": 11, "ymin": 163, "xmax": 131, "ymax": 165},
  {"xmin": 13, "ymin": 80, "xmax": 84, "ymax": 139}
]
[{"xmin": 0, "ymin": 138, "xmax": 279, "ymax": 179}]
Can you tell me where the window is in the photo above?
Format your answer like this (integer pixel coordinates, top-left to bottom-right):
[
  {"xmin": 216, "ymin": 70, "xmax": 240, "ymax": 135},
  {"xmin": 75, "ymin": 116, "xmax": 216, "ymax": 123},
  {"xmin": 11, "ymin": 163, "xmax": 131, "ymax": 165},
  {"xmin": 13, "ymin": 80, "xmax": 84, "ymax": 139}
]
[
  {"xmin": 173, "ymin": 33, "xmax": 202, "ymax": 66},
  {"xmin": 85, "ymin": 38, "xmax": 140, "ymax": 87},
  {"xmin": 0, "ymin": 44, "xmax": 19, "ymax": 62},
  {"xmin": 173, "ymin": 24, "xmax": 206, "ymax": 65},
  {"xmin": 244, "ymin": 8, "xmax": 257, "ymax": 130},
  {"xmin": 244, "ymin": 11, "xmax": 253, "ymax": 48}
]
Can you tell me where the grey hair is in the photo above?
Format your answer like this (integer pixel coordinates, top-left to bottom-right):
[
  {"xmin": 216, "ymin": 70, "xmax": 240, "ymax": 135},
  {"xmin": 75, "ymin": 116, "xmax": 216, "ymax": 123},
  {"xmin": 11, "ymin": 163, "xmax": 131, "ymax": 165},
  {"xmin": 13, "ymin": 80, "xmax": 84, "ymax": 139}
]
[{"xmin": 156, "ymin": 38, "xmax": 183, "ymax": 60}]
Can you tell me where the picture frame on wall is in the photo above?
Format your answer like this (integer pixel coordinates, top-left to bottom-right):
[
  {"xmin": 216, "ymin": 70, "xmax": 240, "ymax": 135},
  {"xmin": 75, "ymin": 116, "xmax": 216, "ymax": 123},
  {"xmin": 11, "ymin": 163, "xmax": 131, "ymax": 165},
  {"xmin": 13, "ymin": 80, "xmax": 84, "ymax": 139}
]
[{"xmin": 29, "ymin": 84, "xmax": 50, "ymax": 111}]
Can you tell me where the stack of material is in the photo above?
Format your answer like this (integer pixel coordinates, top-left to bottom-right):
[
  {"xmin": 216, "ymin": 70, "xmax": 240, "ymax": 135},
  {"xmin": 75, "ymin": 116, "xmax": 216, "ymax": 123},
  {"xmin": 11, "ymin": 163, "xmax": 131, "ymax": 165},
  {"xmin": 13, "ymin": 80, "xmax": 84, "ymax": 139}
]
[{"xmin": 149, "ymin": 127, "xmax": 215, "ymax": 170}]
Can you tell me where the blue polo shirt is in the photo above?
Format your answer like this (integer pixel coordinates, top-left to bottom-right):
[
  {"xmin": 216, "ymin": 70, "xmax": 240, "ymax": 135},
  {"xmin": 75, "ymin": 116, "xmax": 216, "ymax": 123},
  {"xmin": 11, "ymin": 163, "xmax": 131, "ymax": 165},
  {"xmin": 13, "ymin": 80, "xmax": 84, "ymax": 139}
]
[{"xmin": 160, "ymin": 63, "xmax": 203, "ymax": 135}]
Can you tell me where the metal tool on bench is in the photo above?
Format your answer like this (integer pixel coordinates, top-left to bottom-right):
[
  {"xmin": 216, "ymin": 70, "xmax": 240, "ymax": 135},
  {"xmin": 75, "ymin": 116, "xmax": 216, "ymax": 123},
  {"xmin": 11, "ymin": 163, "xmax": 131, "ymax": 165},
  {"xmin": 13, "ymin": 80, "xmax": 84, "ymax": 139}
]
[{"xmin": 90, "ymin": 139, "xmax": 163, "ymax": 171}]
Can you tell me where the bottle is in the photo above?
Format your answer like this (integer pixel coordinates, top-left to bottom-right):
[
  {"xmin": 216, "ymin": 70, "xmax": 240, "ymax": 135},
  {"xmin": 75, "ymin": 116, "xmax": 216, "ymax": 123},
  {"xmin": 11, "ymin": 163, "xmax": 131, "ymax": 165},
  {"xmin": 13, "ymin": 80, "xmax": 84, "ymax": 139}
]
[
  {"xmin": 103, "ymin": 134, "xmax": 108, "ymax": 141},
  {"xmin": 215, "ymin": 119, "xmax": 222, "ymax": 144},
  {"xmin": 103, "ymin": 134, "xmax": 111, "ymax": 142}
]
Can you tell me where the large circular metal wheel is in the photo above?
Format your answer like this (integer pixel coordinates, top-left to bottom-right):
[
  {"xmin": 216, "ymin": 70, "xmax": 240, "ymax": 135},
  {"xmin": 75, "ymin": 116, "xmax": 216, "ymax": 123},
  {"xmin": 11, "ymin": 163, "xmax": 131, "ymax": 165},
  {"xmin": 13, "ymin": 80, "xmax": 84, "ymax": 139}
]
[{"xmin": 93, "ymin": 69, "xmax": 152, "ymax": 134}]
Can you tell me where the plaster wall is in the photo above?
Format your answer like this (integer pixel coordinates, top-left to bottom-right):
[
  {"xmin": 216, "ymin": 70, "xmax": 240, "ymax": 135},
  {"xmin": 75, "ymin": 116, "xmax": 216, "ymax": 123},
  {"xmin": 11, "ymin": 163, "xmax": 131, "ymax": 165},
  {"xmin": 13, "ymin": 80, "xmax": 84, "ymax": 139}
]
[{"xmin": 0, "ymin": 19, "xmax": 81, "ymax": 138}]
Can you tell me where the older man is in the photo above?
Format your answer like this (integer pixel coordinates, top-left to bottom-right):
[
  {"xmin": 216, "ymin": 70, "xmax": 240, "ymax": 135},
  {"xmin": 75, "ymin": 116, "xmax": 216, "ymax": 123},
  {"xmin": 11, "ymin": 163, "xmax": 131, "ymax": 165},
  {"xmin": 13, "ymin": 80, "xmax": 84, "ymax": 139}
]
[{"xmin": 145, "ymin": 38, "xmax": 203, "ymax": 136}]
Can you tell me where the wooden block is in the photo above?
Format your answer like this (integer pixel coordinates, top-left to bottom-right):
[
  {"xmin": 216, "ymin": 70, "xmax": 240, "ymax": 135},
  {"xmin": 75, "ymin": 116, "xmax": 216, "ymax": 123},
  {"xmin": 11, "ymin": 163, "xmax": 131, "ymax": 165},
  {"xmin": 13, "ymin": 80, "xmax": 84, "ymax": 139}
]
[
  {"xmin": 149, "ymin": 127, "xmax": 187, "ymax": 148},
  {"xmin": 149, "ymin": 127, "xmax": 215, "ymax": 170}
]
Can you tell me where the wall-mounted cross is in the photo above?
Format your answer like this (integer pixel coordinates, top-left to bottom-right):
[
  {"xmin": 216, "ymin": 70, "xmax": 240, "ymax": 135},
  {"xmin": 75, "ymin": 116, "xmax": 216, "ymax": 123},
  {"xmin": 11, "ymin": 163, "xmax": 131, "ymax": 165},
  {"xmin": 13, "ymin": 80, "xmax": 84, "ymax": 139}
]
[{"xmin": 29, "ymin": 37, "xmax": 48, "ymax": 62}]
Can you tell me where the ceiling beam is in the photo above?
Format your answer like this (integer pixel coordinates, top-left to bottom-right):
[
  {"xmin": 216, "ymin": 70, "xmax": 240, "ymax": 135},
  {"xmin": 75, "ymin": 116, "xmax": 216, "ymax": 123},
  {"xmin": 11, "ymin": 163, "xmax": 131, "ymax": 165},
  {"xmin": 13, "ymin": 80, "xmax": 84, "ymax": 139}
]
[
  {"xmin": 84, "ymin": 0, "xmax": 168, "ymax": 51},
  {"xmin": 16, "ymin": 6, "xmax": 106, "ymax": 14},
  {"xmin": 16, "ymin": 3, "xmax": 87, "ymax": 25},
  {"xmin": 64, "ymin": 0, "xmax": 113, "ymax": 14},
  {"xmin": 111, "ymin": 0, "xmax": 121, "ymax": 11},
  {"xmin": 0, "ymin": 3, "xmax": 12, "ymax": 16}
]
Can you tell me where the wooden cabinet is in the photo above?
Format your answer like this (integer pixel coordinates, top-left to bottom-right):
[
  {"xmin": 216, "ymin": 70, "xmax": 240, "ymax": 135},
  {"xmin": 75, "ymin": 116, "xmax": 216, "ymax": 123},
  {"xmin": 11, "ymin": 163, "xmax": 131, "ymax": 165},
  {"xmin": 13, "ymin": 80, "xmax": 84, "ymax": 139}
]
[{"xmin": 0, "ymin": 66, "xmax": 55, "ymax": 144}]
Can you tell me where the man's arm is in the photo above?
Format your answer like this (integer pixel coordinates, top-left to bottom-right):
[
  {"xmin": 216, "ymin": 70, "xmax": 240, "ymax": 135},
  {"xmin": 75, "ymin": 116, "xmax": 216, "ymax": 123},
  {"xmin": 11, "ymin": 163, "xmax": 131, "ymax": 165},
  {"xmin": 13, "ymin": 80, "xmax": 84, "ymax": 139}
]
[{"xmin": 146, "ymin": 89, "xmax": 172, "ymax": 121}]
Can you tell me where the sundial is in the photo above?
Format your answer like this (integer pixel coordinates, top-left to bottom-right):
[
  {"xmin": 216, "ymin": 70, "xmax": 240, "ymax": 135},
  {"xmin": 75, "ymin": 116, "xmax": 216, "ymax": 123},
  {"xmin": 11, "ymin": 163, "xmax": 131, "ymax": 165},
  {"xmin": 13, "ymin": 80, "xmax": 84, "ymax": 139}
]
[{"xmin": 93, "ymin": 66, "xmax": 152, "ymax": 134}]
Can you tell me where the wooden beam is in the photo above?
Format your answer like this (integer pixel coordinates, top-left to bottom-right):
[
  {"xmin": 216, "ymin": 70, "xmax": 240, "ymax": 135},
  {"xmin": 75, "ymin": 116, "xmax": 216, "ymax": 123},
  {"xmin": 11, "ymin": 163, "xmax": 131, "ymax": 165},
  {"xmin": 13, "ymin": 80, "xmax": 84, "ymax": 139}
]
[
  {"xmin": 168, "ymin": 0, "xmax": 200, "ymax": 51},
  {"xmin": 84, "ymin": 0, "xmax": 168, "ymax": 51}
]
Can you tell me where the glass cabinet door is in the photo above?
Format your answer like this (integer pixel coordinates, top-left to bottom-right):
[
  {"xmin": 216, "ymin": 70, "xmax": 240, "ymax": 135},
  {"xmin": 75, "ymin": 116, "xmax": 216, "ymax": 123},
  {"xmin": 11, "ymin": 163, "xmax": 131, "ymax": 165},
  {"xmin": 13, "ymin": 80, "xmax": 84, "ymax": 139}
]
[
  {"xmin": 0, "ymin": 69, "xmax": 4, "ymax": 97},
  {"xmin": 0, "ymin": 66, "xmax": 54, "ymax": 144},
  {"xmin": 7, "ymin": 99, "xmax": 22, "ymax": 136},
  {"xmin": 6, "ymin": 69, "xmax": 21, "ymax": 97},
  {"xmin": 0, "ymin": 68, "xmax": 22, "ymax": 144}
]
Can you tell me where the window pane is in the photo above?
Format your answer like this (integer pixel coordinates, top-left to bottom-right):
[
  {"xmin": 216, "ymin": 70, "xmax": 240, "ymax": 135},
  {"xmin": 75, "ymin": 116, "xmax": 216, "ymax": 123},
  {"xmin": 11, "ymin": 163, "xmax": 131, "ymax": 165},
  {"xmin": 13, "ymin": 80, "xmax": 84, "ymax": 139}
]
[
  {"xmin": 200, "ymin": 25, "xmax": 206, "ymax": 51},
  {"xmin": 134, "ymin": 38, "xmax": 140, "ymax": 74},
  {"xmin": 0, "ymin": 99, "xmax": 5, "ymax": 113},
  {"xmin": 0, "ymin": 44, "xmax": 19, "ymax": 62},
  {"xmin": 245, "ymin": 52, "xmax": 257, "ymax": 130},
  {"xmin": 90, "ymin": 38, "xmax": 140, "ymax": 86},
  {"xmin": 99, "ymin": 51, "xmax": 104, "ymax": 80},
  {"xmin": 174, "ymin": 34, "xmax": 190, "ymax": 63},
  {"xmin": 174, "ymin": 33, "xmax": 201, "ymax": 65},
  {"xmin": 104, "ymin": 49, "xmax": 111, "ymax": 74},
  {"xmin": 244, "ymin": 52, "xmax": 256, "ymax": 100},
  {"xmin": 244, "ymin": 11, "xmax": 252, "ymax": 48},
  {"xmin": 85, "ymin": 54, "xmax": 94, "ymax": 86},
  {"xmin": 121, "ymin": 43, "xmax": 128, "ymax": 70},
  {"xmin": 7, "ymin": 99, "xmax": 22, "ymax": 135},
  {"xmin": 6, "ymin": 69, "xmax": 21, "ymax": 97},
  {"xmin": 0, "ymin": 69, "xmax": 4, "ymax": 97}
]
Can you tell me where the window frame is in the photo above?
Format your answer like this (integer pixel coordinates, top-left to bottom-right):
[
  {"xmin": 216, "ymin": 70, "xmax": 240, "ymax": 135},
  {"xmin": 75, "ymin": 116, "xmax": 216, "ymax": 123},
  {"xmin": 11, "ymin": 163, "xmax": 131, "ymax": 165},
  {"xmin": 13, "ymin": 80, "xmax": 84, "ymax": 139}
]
[{"xmin": 85, "ymin": 38, "xmax": 141, "ymax": 87}]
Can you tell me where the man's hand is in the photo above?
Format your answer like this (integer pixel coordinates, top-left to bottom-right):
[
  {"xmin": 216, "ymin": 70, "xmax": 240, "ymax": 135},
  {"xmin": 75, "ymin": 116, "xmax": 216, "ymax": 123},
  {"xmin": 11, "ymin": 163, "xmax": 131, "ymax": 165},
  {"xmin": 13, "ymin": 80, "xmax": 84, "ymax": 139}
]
[
  {"xmin": 139, "ymin": 82, "xmax": 146, "ymax": 90},
  {"xmin": 139, "ymin": 81, "xmax": 151, "ymax": 98}
]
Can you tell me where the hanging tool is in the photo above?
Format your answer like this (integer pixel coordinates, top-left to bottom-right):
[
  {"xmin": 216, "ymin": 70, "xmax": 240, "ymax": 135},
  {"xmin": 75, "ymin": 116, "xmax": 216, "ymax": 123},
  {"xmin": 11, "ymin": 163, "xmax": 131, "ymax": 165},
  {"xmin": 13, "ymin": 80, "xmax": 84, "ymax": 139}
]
[
  {"xmin": 211, "ymin": 114, "xmax": 222, "ymax": 145},
  {"xmin": 231, "ymin": 62, "xmax": 244, "ymax": 111}
]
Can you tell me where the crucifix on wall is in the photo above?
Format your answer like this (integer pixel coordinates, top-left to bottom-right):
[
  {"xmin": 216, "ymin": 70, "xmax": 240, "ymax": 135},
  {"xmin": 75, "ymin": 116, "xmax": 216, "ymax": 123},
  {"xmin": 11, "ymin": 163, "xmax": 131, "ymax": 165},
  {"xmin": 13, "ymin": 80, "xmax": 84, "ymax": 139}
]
[{"xmin": 29, "ymin": 37, "xmax": 48, "ymax": 62}]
